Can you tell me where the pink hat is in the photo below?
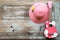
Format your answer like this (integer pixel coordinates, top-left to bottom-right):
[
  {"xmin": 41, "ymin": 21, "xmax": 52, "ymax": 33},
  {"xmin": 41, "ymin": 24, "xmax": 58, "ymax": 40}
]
[{"xmin": 29, "ymin": 2, "xmax": 49, "ymax": 24}]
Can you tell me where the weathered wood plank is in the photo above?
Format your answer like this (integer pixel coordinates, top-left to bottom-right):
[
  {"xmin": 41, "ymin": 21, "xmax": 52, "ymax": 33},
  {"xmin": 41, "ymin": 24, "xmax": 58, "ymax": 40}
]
[{"xmin": 0, "ymin": 0, "xmax": 59, "ymax": 39}]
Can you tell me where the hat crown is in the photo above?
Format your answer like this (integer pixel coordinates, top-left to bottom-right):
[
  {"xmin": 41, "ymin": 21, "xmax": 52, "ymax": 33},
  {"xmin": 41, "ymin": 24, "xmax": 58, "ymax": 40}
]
[{"xmin": 33, "ymin": 2, "xmax": 48, "ymax": 18}]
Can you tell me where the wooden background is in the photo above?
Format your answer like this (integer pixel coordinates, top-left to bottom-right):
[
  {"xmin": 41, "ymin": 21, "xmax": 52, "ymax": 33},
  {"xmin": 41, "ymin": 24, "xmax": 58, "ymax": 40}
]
[{"xmin": 0, "ymin": 0, "xmax": 60, "ymax": 39}]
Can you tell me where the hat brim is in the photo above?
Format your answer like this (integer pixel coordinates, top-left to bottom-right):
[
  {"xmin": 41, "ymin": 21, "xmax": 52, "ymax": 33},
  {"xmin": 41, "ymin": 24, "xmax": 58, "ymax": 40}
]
[{"xmin": 29, "ymin": 8, "xmax": 49, "ymax": 24}]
